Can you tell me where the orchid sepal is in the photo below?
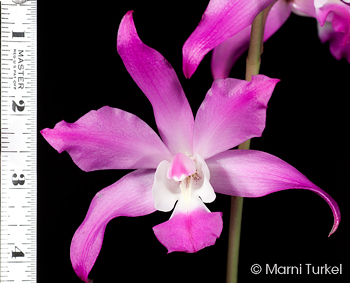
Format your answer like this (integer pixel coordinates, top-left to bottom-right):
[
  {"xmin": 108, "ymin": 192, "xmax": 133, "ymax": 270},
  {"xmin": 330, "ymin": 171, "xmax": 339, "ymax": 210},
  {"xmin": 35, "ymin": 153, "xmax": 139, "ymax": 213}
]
[
  {"xmin": 70, "ymin": 169, "xmax": 156, "ymax": 283},
  {"xmin": 117, "ymin": 10, "xmax": 194, "ymax": 155},
  {"xmin": 206, "ymin": 149, "xmax": 340, "ymax": 236}
]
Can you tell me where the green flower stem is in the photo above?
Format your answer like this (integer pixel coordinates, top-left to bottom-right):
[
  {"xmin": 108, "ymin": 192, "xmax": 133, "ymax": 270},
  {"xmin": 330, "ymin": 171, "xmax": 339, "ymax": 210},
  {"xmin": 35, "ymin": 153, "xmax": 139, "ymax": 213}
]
[
  {"xmin": 245, "ymin": 11, "xmax": 264, "ymax": 82},
  {"xmin": 226, "ymin": 195, "xmax": 244, "ymax": 283},
  {"xmin": 226, "ymin": 7, "xmax": 267, "ymax": 283}
]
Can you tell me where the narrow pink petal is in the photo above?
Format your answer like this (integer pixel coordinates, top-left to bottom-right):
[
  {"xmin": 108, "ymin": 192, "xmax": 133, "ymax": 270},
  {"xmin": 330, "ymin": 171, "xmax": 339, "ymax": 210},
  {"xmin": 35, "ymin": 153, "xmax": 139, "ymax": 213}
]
[
  {"xmin": 153, "ymin": 209, "xmax": 223, "ymax": 253},
  {"xmin": 117, "ymin": 11, "xmax": 194, "ymax": 154},
  {"xmin": 206, "ymin": 150, "xmax": 341, "ymax": 236},
  {"xmin": 182, "ymin": 0, "xmax": 276, "ymax": 78},
  {"xmin": 315, "ymin": 0, "xmax": 350, "ymax": 44},
  {"xmin": 211, "ymin": 0, "xmax": 292, "ymax": 79},
  {"xmin": 70, "ymin": 169, "xmax": 156, "ymax": 282},
  {"xmin": 40, "ymin": 106, "xmax": 172, "ymax": 171},
  {"xmin": 193, "ymin": 75, "xmax": 279, "ymax": 159},
  {"xmin": 167, "ymin": 152, "xmax": 196, "ymax": 181}
]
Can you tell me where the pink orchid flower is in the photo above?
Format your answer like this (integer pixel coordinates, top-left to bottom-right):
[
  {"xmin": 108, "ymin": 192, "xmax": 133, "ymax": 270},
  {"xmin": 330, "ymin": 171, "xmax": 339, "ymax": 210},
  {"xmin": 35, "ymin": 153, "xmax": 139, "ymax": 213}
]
[
  {"xmin": 183, "ymin": 0, "xmax": 350, "ymax": 79},
  {"xmin": 41, "ymin": 11, "xmax": 340, "ymax": 283}
]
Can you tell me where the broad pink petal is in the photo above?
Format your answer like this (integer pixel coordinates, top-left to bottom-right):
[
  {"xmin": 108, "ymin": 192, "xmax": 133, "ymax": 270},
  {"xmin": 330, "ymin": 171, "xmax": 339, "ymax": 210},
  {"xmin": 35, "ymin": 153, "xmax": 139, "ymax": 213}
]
[
  {"xmin": 167, "ymin": 152, "xmax": 196, "ymax": 181},
  {"xmin": 153, "ymin": 204, "xmax": 223, "ymax": 253},
  {"xmin": 193, "ymin": 75, "xmax": 279, "ymax": 159},
  {"xmin": 206, "ymin": 150, "xmax": 341, "ymax": 236},
  {"xmin": 117, "ymin": 11, "xmax": 194, "ymax": 154},
  {"xmin": 318, "ymin": 22, "xmax": 350, "ymax": 62},
  {"xmin": 314, "ymin": 0, "xmax": 350, "ymax": 44},
  {"xmin": 41, "ymin": 106, "xmax": 172, "ymax": 171},
  {"xmin": 182, "ymin": 0, "xmax": 276, "ymax": 78},
  {"xmin": 70, "ymin": 169, "xmax": 156, "ymax": 282},
  {"xmin": 211, "ymin": 0, "xmax": 292, "ymax": 79}
]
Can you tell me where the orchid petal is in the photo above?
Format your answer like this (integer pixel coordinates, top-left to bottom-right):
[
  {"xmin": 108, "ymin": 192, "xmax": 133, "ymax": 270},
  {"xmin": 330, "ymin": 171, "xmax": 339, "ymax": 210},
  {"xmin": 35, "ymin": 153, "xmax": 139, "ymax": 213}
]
[
  {"xmin": 314, "ymin": 0, "xmax": 350, "ymax": 44},
  {"xmin": 206, "ymin": 150, "xmax": 341, "ymax": 236},
  {"xmin": 318, "ymin": 21, "xmax": 350, "ymax": 62},
  {"xmin": 70, "ymin": 169, "xmax": 156, "ymax": 283},
  {"xmin": 153, "ymin": 196, "xmax": 222, "ymax": 253},
  {"xmin": 117, "ymin": 11, "xmax": 194, "ymax": 154},
  {"xmin": 182, "ymin": 0, "xmax": 276, "ymax": 78},
  {"xmin": 211, "ymin": 0, "xmax": 292, "ymax": 79},
  {"xmin": 41, "ymin": 106, "xmax": 172, "ymax": 171},
  {"xmin": 193, "ymin": 75, "xmax": 279, "ymax": 160}
]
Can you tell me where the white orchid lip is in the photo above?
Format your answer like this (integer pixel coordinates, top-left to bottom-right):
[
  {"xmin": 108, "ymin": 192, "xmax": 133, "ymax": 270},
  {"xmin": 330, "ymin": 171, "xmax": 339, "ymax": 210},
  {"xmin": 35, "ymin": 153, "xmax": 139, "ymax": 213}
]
[{"xmin": 152, "ymin": 153, "xmax": 216, "ymax": 214}]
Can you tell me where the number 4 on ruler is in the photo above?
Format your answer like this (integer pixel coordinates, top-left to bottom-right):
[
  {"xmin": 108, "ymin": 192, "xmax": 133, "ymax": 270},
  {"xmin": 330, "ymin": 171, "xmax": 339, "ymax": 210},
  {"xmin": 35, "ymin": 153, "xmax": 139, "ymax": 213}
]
[{"xmin": 11, "ymin": 246, "xmax": 25, "ymax": 258}]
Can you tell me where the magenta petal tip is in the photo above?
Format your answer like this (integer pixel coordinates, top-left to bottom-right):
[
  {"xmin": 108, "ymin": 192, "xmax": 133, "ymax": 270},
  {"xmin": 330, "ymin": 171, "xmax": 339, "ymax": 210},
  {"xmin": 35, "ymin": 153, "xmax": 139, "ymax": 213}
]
[{"xmin": 328, "ymin": 220, "xmax": 340, "ymax": 237}]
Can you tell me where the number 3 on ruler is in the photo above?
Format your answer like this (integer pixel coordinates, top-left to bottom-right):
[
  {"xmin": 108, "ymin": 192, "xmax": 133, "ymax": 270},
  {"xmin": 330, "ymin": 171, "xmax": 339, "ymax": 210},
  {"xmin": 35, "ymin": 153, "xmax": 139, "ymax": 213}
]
[{"xmin": 12, "ymin": 173, "xmax": 25, "ymax": 186}]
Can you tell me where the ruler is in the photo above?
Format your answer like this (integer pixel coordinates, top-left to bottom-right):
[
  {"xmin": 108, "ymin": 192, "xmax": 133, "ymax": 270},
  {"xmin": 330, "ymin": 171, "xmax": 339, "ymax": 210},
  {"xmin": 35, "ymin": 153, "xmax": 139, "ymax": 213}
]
[{"xmin": 1, "ymin": 0, "xmax": 36, "ymax": 282}]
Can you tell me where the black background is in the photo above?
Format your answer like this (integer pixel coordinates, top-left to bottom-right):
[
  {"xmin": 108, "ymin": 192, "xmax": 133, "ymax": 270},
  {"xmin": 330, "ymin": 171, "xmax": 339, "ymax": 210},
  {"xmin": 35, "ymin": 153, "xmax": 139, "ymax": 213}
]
[{"xmin": 38, "ymin": 1, "xmax": 349, "ymax": 282}]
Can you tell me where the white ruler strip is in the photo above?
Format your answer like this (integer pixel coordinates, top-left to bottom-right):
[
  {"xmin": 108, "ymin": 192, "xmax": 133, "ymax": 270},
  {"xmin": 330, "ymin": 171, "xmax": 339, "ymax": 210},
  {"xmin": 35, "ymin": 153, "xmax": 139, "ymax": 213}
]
[{"xmin": 1, "ymin": 0, "xmax": 36, "ymax": 282}]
